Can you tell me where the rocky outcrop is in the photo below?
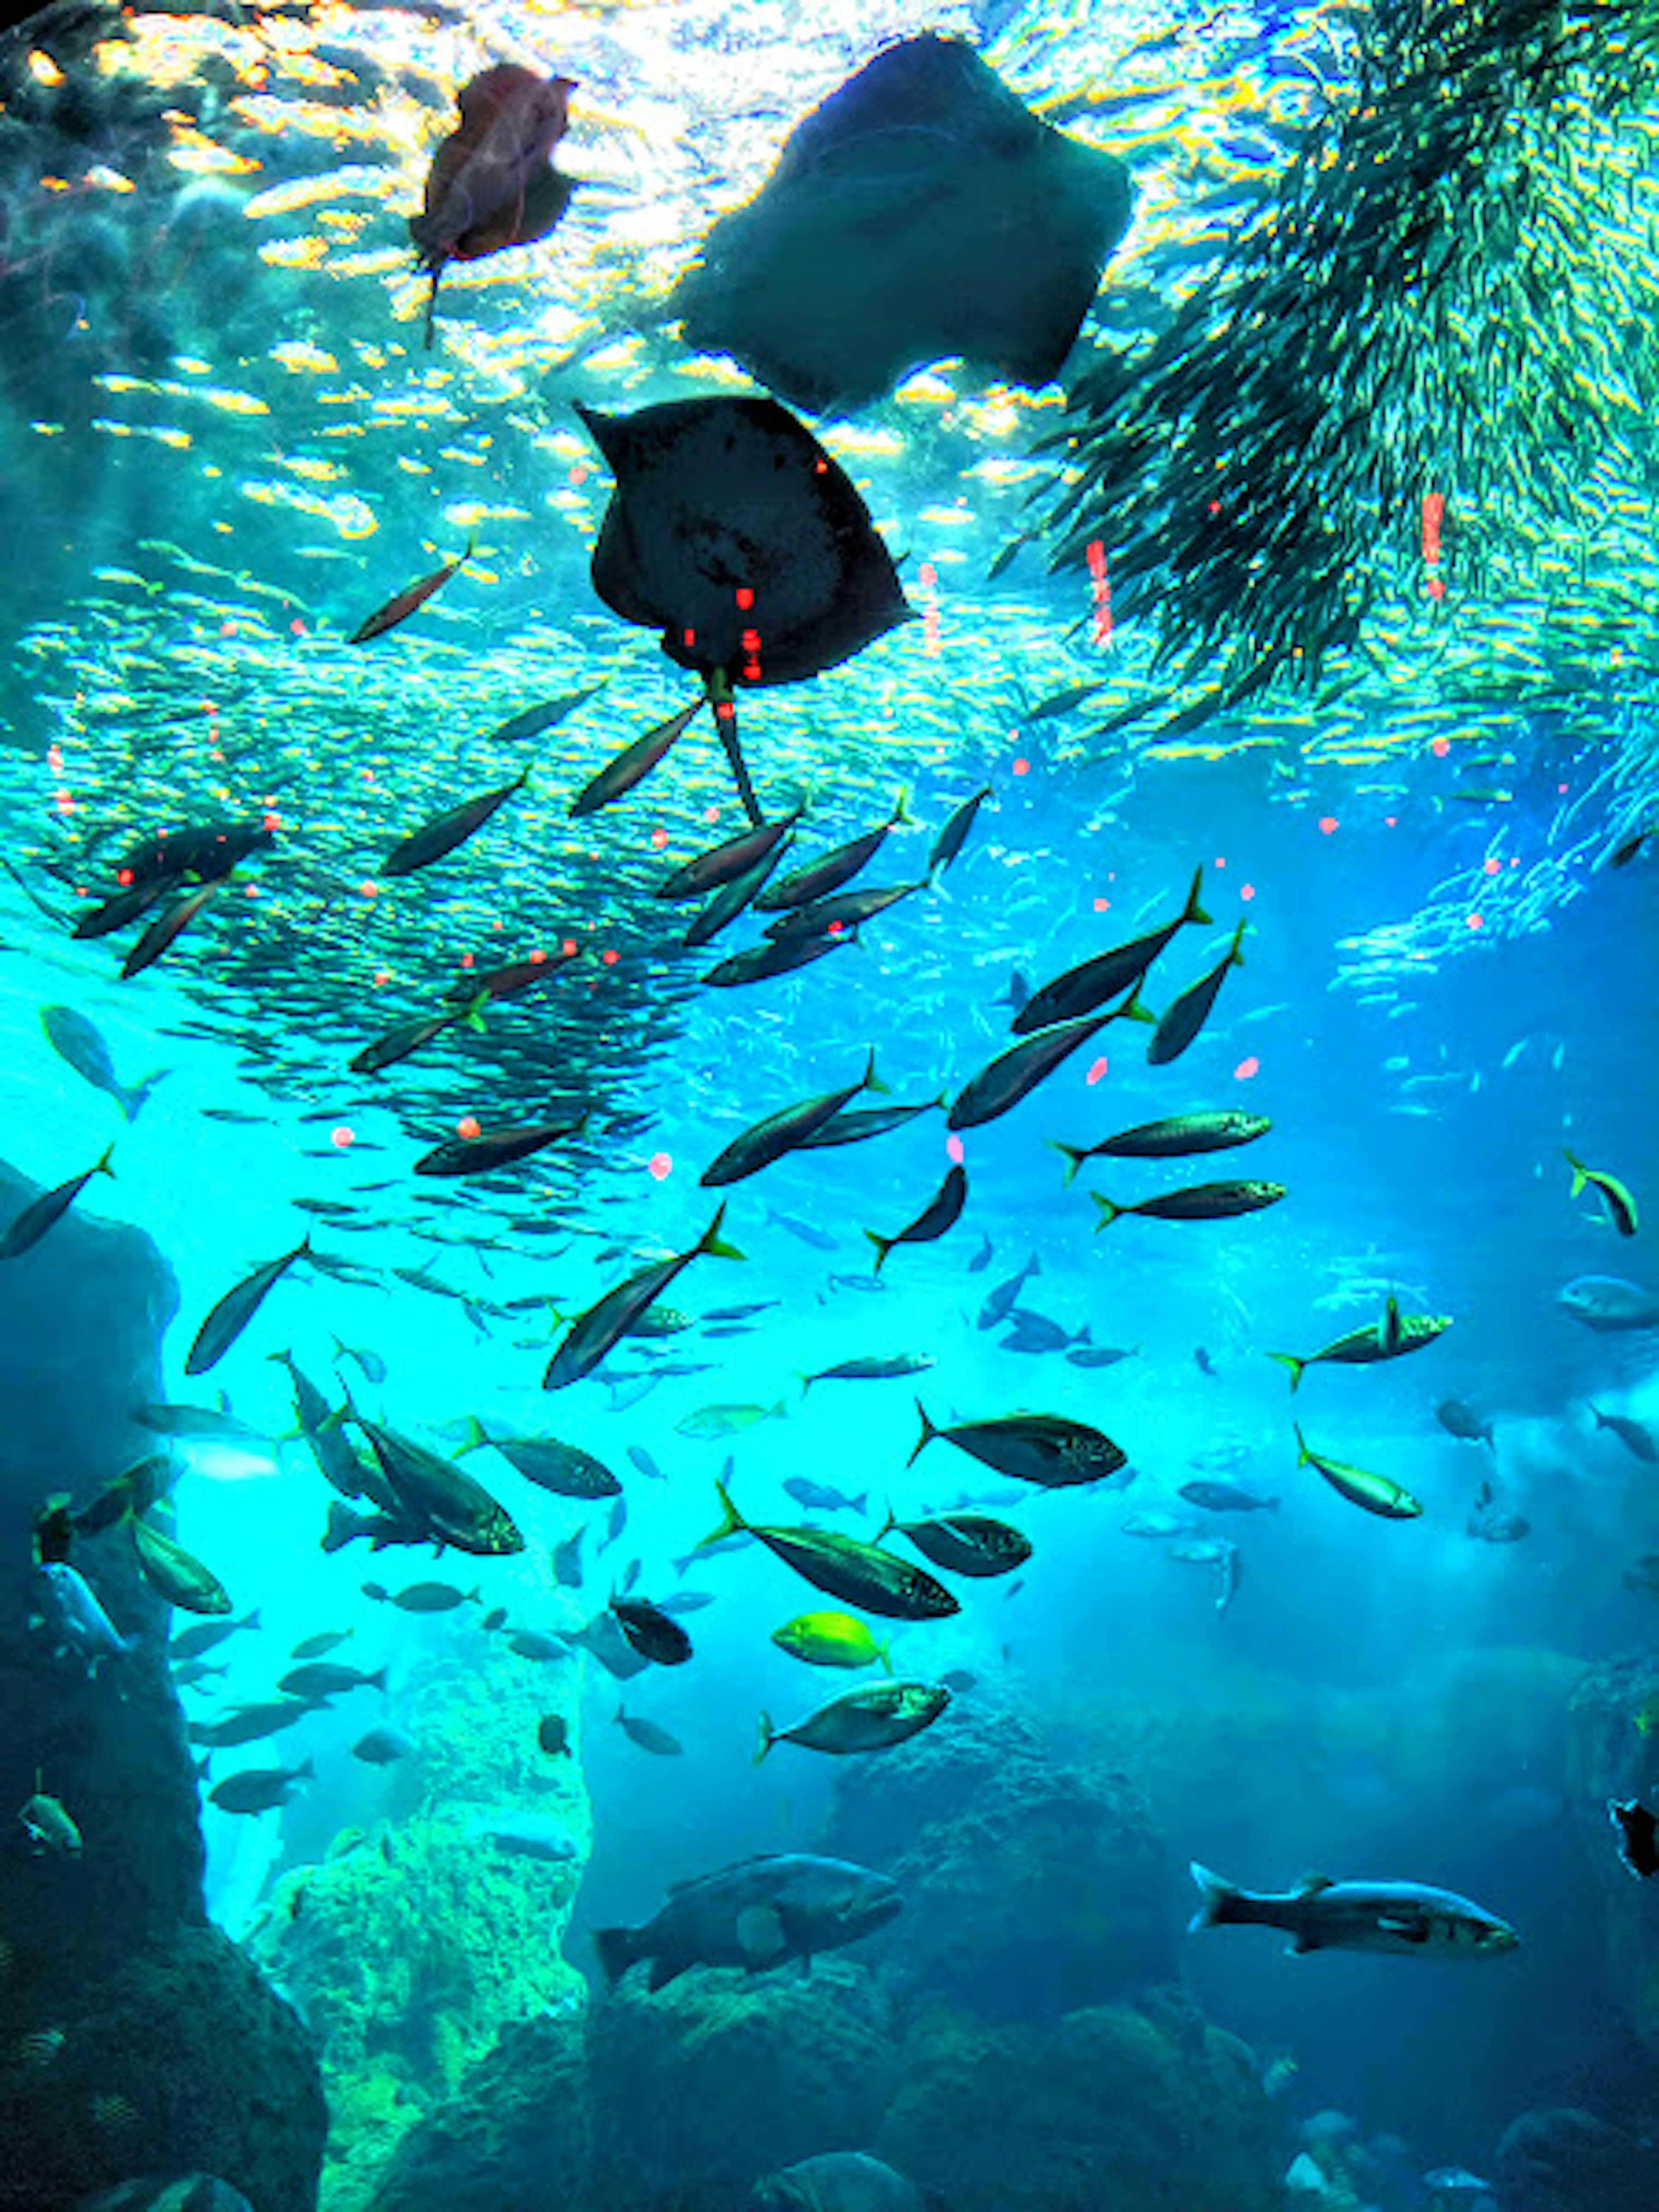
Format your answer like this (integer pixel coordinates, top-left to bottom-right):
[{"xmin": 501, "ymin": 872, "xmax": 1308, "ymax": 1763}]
[
  {"xmin": 1565, "ymin": 1655, "xmax": 1659, "ymax": 2056},
  {"xmin": 0, "ymin": 1158, "xmax": 325, "ymax": 2211},
  {"xmin": 820, "ymin": 1694, "xmax": 1173, "ymax": 2017}
]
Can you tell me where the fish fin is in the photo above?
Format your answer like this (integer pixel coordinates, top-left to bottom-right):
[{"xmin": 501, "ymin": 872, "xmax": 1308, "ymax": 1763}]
[
  {"xmin": 909, "ymin": 1398, "xmax": 938, "ymax": 1468},
  {"xmin": 890, "ymin": 787, "xmax": 911, "ymax": 825},
  {"xmin": 736, "ymin": 1904, "xmax": 786, "ymax": 1962},
  {"xmin": 1051, "ymin": 1141, "xmax": 1088, "ymax": 1187},
  {"xmin": 367, "ymin": 1668, "xmax": 388, "ymax": 1694},
  {"xmin": 1293, "ymin": 1424, "xmax": 1312, "ymax": 1466},
  {"xmin": 1089, "ymin": 1193, "xmax": 1122, "ymax": 1230},
  {"xmin": 1294, "ymin": 1872, "xmax": 1335, "ymax": 1894},
  {"xmin": 94, "ymin": 1142, "xmax": 116, "ymax": 1177},
  {"xmin": 861, "ymin": 1047, "xmax": 887, "ymax": 1097},
  {"xmin": 1114, "ymin": 987, "xmax": 1157, "ymax": 1026},
  {"xmin": 1226, "ymin": 919, "xmax": 1247, "ymax": 964},
  {"xmin": 864, "ymin": 1229, "xmax": 893, "ymax": 1275},
  {"xmin": 453, "ymin": 1416, "xmax": 488, "ymax": 1456},
  {"xmin": 1186, "ymin": 1860, "xmax": 1238, "ymax": 1932},
  {"xmin": 591, "ymin": 1925, "xmax": 638, "ymax": 1986},
  {"xmin": 1563, "ymin": 1149, "xmax": 1588, "ymax": 1196},
  {"xmin": 753, "ymin": 1712, "xmax": 776, "ymax": 1767},
  {"xmin": 1182, "ymin": 865, "xmax": 1211, "ymax": 927},
  {"xmin": 294, "ymin": 1759, "xmax": 316, "ymax": 1782},
  {"xmin": 461, "ymin": 989, "xmax": 492, "ymax": 1032},
  {"xmin": 851, "ymin": 1492, "xmax": 868, "ymax": 1516},
  {"xmin": 875, "ymin": 1504, "xmax": 897, "ymax": 1544},
  {"xmin": 1267, "ymin": 1353, "xmax": 1304, "ymax": 1391},
  {"xmin": 698, "ymin": 1202, "xmax": 744, "ymax": 1263},
  {"xmin": 696, "ymin": 1478, "xmax": 747, "ymax": 1550}
]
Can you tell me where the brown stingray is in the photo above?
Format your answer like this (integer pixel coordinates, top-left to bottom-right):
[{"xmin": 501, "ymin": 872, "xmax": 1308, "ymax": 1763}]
[
  {"xmin": 575, "ymin": 395, "xmax": 914, "ymax": 821},
  {"xmin": 409, "ymin": 65, "xmax": 577, "ymax": 347}
]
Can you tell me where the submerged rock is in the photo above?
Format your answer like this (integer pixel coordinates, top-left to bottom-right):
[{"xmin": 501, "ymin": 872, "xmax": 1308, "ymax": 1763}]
[
  {"xmin": 1494, "ymin": 2106, "xmax": 1659, "ymax": 2212},
  {"xmin": 820, "ymin": 1696, "xmax": 1172, "ymax": 2018}
]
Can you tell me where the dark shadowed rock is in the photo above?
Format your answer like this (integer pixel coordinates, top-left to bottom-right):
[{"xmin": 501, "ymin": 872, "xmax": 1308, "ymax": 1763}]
[{"xmin": 1495, "ymin": 2106, "xmax": 1659, "ymax": 2212}]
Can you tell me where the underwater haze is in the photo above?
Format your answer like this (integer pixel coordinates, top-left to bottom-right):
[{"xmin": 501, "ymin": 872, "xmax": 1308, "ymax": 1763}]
[{"xmin": 3, "ymin": 4, "xmax": 1659, "ymax": 2212}]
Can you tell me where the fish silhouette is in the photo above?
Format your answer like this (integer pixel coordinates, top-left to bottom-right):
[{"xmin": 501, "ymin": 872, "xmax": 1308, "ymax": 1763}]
[{"xmin": 409, "ymin": 65, "xmax": 577, "ymax": 346}]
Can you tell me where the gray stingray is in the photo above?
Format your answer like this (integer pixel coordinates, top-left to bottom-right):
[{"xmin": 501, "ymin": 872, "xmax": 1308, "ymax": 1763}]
[
  {"xmin": 669, "ymin": 33, "xmax": 1133, "ymax": 416},
  {"xmin": 576, "ymin": 395, "xmax": 913, "ymax": 820}
]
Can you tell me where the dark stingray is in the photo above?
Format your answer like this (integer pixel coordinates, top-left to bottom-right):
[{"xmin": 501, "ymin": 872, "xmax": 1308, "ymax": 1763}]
[
  {"xmin": 576, "ymin": 396, "xmax": 913, "ymax": 820},
  {"xmin": 409, "ymin": 65, "xmax": 577, "ymax": 347},
  {"xmin": 668, "ymin": 34, "xmax": 1132, "ymax": 415}
]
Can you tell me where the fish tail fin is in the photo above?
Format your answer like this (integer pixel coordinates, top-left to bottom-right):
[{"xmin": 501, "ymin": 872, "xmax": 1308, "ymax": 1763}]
[
  {"xmin": 696, "ymin": 1478, "xmax": 747, "ymax": 1550},
  {"xmin": 1188, "ymin": 1860, "xmax": 1240, "ymax": 1932},
  {"xmin": 367, "ymin": 1667, "xmax": 388, "ymax": 1694},
  {"xmin": 875, "ymin": 1503, "xmax": 897, "ymax": 1543},
  {"xmin": 454, "ymin": 1415, "xmax": 489, "ymax": 1457},
  {"xmin": 698, "ymin": 1202, "xmax": 744, "ymax": 1263},
  {"xmin": 1268, "ymin": 1353, "xmax": 1304, "ymax": 1392},
  {"xmin": 909, "ymin": 1398, "xmax": 939, "ymax": 1468},
  {"xmin": 753, "ymin": 1711, "xmax": 776, "ymax": 1766},
  {"xmin": 594, "ymin": 1924, "xmax": 641, "ymax": 1987},
  {"xmin": 1293, "ymin": 1424, "xmax": 1313, "ymax": 1466},
  {"xmin": 864, "ymin": 1229, "xmax": 893, "ymax": 1275},
  {"xmin": 461, "ymin": 989, "xmax": 492, "ymax": 1032},
  {"xmin": 891, "ymin": 786, "xmax": 911, "ymax": 826},
  {"xmin": 1564, "ymin": 1148, "xmax": 1589, "ymax": 1196},
  {"xmin": 1027, "ymin": 1251, "xmax": 1042, "ymax": 1279},
  {"xmin": 1115, "ymin": 987, "xmax": 1157, "ymax": 1026},
  {"xmin": 876, "ymin": 1638, "xmax": 893, "ymax": 1675},
  {"xmin": 1228, "ymin": 919, "xmax": 1247, "ymax": 964},
  {"xmin": 1051, "ymin": 1141, "xmax": 1088, "ymax": 1187},
  {"xmin": 1090, "ymin": 1193, "xmax": 1122, "ymax": 1231},
  {"xmin": 1183, "ymin": 867, "xmax": 1211, "ymax": 928},
  {"xmin": 850, "ymin": 1492, "xmax": 868, "ymax": 1517},
  {"xmin": 862, "ymin": 1046, "xmax": 887, "ymax": 1097},
  {"xmin": 321, "ymin": 1500, "xmax": 359, "ymax": 1554},
  {"xmin": 123, "ymin": 1068, "xmax": 170, "ymax": 1122},
  {"xmin": 95, "ymin": 1142, "xmax": 117, "ymax": 1177}
]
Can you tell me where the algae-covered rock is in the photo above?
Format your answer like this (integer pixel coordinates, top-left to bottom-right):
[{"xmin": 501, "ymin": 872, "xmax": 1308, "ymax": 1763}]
[
  {"xmin": 875, "ymin": 1988, "xmax": 1288, "ymax": 2212},
  {"xmin": 821, "ymin": 1695, "xmax": 1171, "ymax": 2017},
  {"xmin": 367, "ymin": 2012, "xmax": 590, "ymax": 2212},
  {"xmin": 584, "ymin": 1960, "xmax": 902, "ymax": 2212},
  {"xmin": 253, "ymin": 1645, "xmax": 588, "ymax": 2212}
]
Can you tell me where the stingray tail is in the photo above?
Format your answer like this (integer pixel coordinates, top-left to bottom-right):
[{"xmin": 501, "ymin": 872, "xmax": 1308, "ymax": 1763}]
[{"xmin": 707, "ymin": 669, "xmax": 763, "ymax": 826}]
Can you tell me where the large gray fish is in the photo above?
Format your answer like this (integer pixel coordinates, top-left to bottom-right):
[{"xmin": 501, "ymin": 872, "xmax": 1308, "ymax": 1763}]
[
  {"xmin": 949, "ymin": 996, "xmax": 1150, "ymax": 1131},
  {"xmin": 380, "ymin": 769, "xmax": 528, "ymax": 878},
  {"xmin": 910, "ymin": 1400, "xmax": 1127, "ymax": 1487},
  {"xmin": 595, "ymin": 1852, "xmax": 901, "ymax": 1990},
  {"xmin": 1188, "ymin": 1863, "xmax": 1517, "ymax": 1957},
  {"xmin": 1558, "ymin": 1274, "xmax": 1659, "ymax": 1331},
  {"xmin": 459, "ymin": 1418, "xmax": 622, "ymax": 1497},
  {"xmin": 753, "ymin": 791, "xmax": 907, "ymax": 912},
  {"xmin": 349, "ymin": 1404, "xmax": 524, "ymax": 1554},
  {"xmin": 0, "ymin": 1142, "xmax": 115, "ymax": 1261},
  {"xmin": 865, "ymin": 1162, "xmax": 966, "ymax": 1272},
  {"xmin": 184, "ymin": 1236, "xmax": 312, "ymax": 1375},
  {"xmin": 1052, "ymin": 1109, "xmax": 1270, "ymax": 1183},
  {"xmin": 700, "ymin": 1479, "xmax": 957, "ymax": 1620},
  {"xmin": 1269, "ymin": 1303, "xmax": 1450, "ymax": 1390},
  {"xmin": 926, "ymin": 785, "xmax": 992, "ymax": 878},
  {"xmin": 757, "ymin": 1679, "xmax": 950, "ymax": 1759},
  {"xmin": 701, "ymin": 1051, "xmax": 880, "ymax": 1186},
  {"xmin": 1147, "ymin": 920, "xmax": 1247, "ymax": 1065},
  {"xmin": 269, "ymin": 1349, "xmax": 388, "ymax": 1504},
  {"xmin": 1013, "ymin": 867, "xmax": 1208, "ymax": 1033},
  {"xmin": 40, "ymin": 1004, "xmax": 168, "ymax": 1122},
  {"xmin": 544, "ymin": 1205, "xmax": 743, "ymax": 1388},
  {"xmin": 413, "ymin": 1109, "xmax": 585, "ymax": 1176},
  {"xmin": 33, "ymin": 1561, "xmax": 133, "ymax": 1669}
]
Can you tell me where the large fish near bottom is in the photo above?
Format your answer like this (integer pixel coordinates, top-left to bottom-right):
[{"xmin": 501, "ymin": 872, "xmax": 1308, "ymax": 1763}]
[
  {"xmin": 1187, "ymin": 1862, "xmax": 1517, "ymax": 1957},
  {"xmin": 594, "ymin": 1852, "xmax": 900, "ymax": 1990}
]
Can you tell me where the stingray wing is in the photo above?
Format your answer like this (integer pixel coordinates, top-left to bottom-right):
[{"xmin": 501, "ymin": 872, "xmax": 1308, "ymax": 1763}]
[
  {"xmin": 578, "ymin": 397, "xmax": 913, "ymax": 688},
  {"xmin": 410, "ymin": 65, "xmax": 575, "ymax": 275}
]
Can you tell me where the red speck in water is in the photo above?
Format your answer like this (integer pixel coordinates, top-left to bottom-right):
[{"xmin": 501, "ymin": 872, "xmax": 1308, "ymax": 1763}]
[
  {"xmin": 117, "ymin": 868, "xmax": 133, "ymax": 886},
  {"xmin": 561, "ymin": 938, "xmax": 577, "ymax": 957},
  {"xmin": 1012, "ymin": 757, "xmax": 1030, "ymax": 776},
  {"xmin": 601, "ymin": 947, "xmax": 619, "ymax": 966},
  {"xmin": 1241, "ymin": 883, "xmax": 1256, "ymax": 901},
  {"xmin": 1430, "ymin": 737, "xmax": 1450, "ymax": 758},
  {"xmin": 290, "ymin": 618, "xmax": 306, "ymax": 636},
  {"xmin": 330, "ymin": 1126, "xmax": 354, "ymax": 1149},
  {"xmin": 945, "ymin": 1133, "xmax": 964, "ymax": 1165},
  {"xmin": 703, "ymin": 806, "xmax": 720, "ymax": 824},
  {"xmin": 530, "ymin": 949, "xmax": 547, "ymax": 964},
  {"xmin": 459, "ymin": 951, "xmax": 474, "ymax": 967},
  {"xmin": 651, "ymin": 826, "xmax": 668, "ymax": 848},
  {"xmin": 372, "ymin": 970, "xmax": 391, "ymax": 988},
  {"xmin": 918, "ymin": 562, "xmax": 938, "ymax": 588},
  {"xmin": 457, "ymin": 1116, "xmax": 481, "ymax": 1140},
  {"xmin": 1085, "ymin": 1057, "xmax": 1108, "ymax": 1086},
  {"xmin": 1234, "ymin": 1056, "xmax": 1260, "ymax": 1081},
  {"xmin": 1482, "ymin": 857, "xmax": 1500, "ymax": 876},
  {"xmin": 1093, "ymin": 897, "xmax": 1110, "ymax": 912},
  {"xmin": 1318, "ymin": 817, "xmax": 1338, "ymax": 836},
  {"xmin": 735, "ymin": 586, "xmax": 754, "ymax": 611},
  {"xmin": 262, "ymin": 810, "xmax": 280, "ymax": 833},
  {"xmin": 1466, "ymin": 913, "xmax": 1484, "ymax": 931},
  {"xmin": 1214, "ymin": 855, "xmax": 1227, "ymax": 868},
  {"xmin": 360, "ymin": 880, "xmax": 378, "ymax": 898},
  {"xmin": 648, "ymin": 1151, "xmax": 672, "ymax": 1182}
]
